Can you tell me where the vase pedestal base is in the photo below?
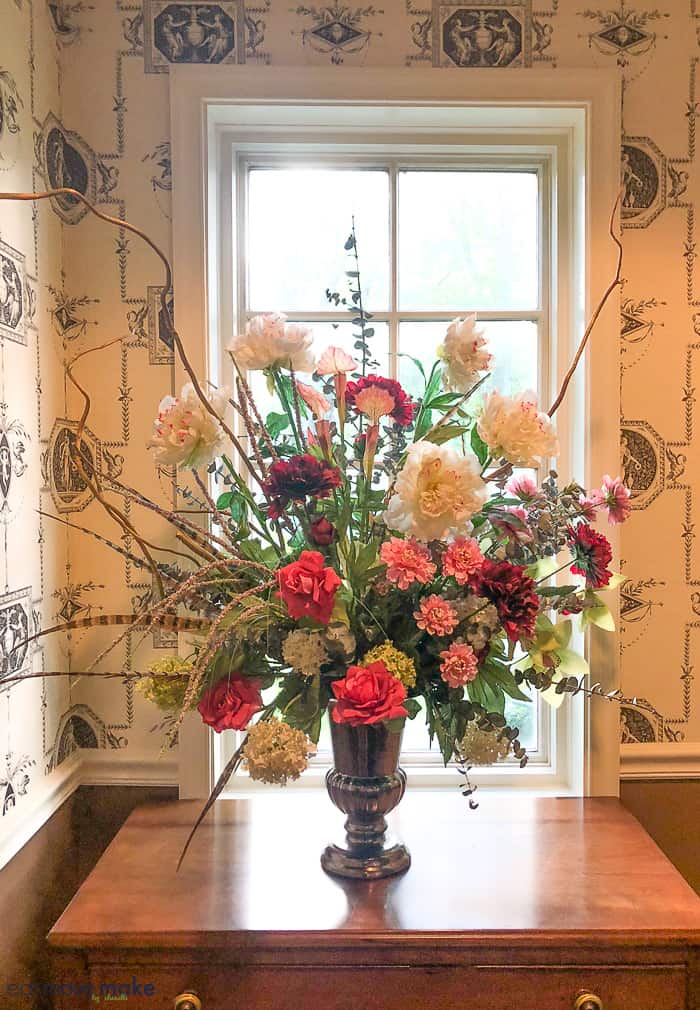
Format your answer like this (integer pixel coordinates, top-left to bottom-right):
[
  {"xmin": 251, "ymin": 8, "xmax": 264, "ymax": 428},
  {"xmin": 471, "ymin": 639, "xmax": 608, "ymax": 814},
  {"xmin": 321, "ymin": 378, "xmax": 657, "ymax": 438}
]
[{"xmin": 321, "ymin": 839, "xmax": 411, "ymax": 880}]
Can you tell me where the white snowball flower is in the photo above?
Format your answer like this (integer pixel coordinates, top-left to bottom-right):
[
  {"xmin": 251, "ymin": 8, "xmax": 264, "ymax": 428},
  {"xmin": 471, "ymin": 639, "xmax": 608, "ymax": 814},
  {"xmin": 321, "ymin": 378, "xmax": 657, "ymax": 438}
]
[
  {"xmin": 148, "ymin": 382, "xmax": 227, "ymax": 469},
  {"xmin": 228, "ymin": 313, "xmax": 315, "ymax": 373},
  {"xmin": 282, "ymin": 629, "xmax": 328, "ymax": 677},
  {"xmin": 385, "ymin": 441, "xmax": 487, "ymax": 542},
  {"xmin": 438, "ymin": 314, "xmax": 492, "ymax": 393},
  {"xmin": 477, "ymin": 390, "xmax": 558, "ymax": 467}
]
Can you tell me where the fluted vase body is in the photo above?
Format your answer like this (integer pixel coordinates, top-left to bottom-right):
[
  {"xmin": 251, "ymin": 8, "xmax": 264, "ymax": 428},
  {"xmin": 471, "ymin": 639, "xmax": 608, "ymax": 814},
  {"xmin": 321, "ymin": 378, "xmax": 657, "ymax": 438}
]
[{"xmin": 321, "ymin": 702, "xmax": 411, "ymax": 880}]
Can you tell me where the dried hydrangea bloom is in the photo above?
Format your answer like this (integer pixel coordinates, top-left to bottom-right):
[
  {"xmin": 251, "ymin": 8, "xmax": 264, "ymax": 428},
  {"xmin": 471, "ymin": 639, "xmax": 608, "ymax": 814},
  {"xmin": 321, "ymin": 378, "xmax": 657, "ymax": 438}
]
[
  {"xmin": 282, "ymin": 628, "xmax": 328, "ymax": 677},
  {"xmin": 242, "ymin": 720, "xmax": 310, "ymax": 785},
  {"xmin": 459, "ymin": 720, "xmax": 511, "ymax": 766}
]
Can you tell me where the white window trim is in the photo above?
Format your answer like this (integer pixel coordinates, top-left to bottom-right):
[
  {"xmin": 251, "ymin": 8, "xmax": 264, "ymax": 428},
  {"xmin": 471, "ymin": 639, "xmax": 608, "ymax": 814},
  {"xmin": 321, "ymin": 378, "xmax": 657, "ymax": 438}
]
[{"xmin": 169, "ymin": 66, "xmax": 621, "ymax": 801}]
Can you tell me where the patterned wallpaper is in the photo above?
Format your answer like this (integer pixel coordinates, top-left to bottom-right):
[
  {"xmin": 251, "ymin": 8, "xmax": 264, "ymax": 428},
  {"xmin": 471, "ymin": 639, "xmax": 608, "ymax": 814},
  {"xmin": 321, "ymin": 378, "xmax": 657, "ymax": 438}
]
[{"xmin": 2, "ymin": 0, "xmax": 700, "ymax": 845}]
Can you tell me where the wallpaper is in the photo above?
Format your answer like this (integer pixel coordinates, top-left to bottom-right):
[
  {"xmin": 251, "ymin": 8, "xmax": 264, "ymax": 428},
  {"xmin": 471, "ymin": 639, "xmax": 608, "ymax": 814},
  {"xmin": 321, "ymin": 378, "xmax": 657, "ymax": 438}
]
[
  {"xmin": 1, "ymin": 0, "xmax": 699, "ymax": 842},
  {"xmin": 0, "ymin": 0, "xmax": 70, "ymax": 843}
]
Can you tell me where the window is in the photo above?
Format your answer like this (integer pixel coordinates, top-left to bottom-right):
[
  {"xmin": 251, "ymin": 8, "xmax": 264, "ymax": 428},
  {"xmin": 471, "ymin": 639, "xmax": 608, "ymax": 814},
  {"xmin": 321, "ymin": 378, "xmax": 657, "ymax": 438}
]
[{"xmin": 170, "ymin": 67, "xmax": 621, "ymax": 798}]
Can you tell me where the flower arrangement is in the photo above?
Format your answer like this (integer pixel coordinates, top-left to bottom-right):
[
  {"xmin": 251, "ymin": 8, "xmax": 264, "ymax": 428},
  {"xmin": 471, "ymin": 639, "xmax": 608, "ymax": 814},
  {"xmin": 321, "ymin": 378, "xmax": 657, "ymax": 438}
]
[{"xmin": 1, "ymin": 186, "xmax": 645, "ymax": 867}]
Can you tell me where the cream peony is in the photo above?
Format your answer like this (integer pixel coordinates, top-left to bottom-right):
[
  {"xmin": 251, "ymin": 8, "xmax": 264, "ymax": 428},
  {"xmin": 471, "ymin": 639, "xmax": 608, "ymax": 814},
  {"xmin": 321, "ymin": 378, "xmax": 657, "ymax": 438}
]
[
  {"xmin": 385, "ymin": 441, "xmax": 487, "ymax": 541},
  {"xmin": 228, "ymin": 313, "xmax": 315, "ymax": 373},
  {"xmin": 438, "ymin": 314, "xmax": 492, "ymax": 392},
  {"xmin": 148, "ymin": 383, "xmax": 227, "ymax": 469},
  {"xmin": 477, "ymin": 390, "xmax": 558, "ymax": 466}
]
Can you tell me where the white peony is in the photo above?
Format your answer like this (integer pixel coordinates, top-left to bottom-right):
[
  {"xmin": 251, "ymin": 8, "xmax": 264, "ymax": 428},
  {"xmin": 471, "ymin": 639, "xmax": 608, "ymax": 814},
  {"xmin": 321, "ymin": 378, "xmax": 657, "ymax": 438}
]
[
  {"xmin": 228, "ymin": 313, "xmax": 315, "ymax": 373},
  {"xmin": 438, "ymin": 314, "xmax": 492, "ymax": 393},
  {"xmin": 385, "ymin": 441, "xmax": 487, "ymax": 542},
  {"xmin": 148, "ymin": 382, "xmax": 227, "ymax": 469},
  {"xmin": 477, "ymin": 390, "xmax": 558, "ymax": 467}
]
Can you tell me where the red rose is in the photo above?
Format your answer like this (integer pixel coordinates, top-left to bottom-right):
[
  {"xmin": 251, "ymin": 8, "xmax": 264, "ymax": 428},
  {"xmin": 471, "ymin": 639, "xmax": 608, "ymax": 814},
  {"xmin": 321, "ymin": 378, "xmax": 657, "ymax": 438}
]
[
  {"xmin": 277, "ymin": 550, "xmax": 342, "ymax": 624},
  {"xmin": 331, "ymin": 661, "xmax": 408, "ymax": 726},
  {"xmin": 309, "ymin": 515, "xmax": 335, "ymax": 546},
  {"xmin": 197, "ymin": 674, "xmax": 262, "ymax": 733}
]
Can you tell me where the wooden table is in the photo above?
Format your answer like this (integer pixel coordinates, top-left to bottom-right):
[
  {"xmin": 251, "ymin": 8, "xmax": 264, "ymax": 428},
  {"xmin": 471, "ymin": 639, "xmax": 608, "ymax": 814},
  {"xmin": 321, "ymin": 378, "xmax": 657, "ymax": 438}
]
[{"xmin": 49, "ymin": 794, "xmax": 700, "ymax": 1009}]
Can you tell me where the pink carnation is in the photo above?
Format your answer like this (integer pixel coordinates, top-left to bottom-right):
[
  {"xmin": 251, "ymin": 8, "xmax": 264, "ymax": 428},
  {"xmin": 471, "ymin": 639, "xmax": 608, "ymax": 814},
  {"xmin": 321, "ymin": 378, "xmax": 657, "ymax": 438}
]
[
  {"xmin": 414, "ymin": 594, "xmax": 459, "ymax": 637},
  {"xmin": 439, "ymin": 641, "xmax": 479, "ymax": 687},
  {"xmin": 578, "ymin": 495, "xmax": 598, "ymax": 523},
  {"xmin": 505, "ymin": 474, "xmax": 540, "ymax": 502},
  {"xmin": 380, "ymin": 537, "xmax": 436, "ymax": 590},
  {"xmin": 442, "ymin": 537, "xmax": 484, "ymax": 585},
  {"xmin": 591, "ymin": 475, "xmax": 631, "ymax": 525},
  {"xmin": 491, "ymin": 505, "xmax": 532, "ymax": 544}
]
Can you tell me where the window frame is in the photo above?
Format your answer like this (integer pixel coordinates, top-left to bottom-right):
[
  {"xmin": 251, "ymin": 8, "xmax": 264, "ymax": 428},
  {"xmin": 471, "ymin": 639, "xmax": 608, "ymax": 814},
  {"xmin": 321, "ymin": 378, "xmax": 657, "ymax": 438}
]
[{"xmin": 169, "ymin": 66, "xmax": 621, "ymax": 801}]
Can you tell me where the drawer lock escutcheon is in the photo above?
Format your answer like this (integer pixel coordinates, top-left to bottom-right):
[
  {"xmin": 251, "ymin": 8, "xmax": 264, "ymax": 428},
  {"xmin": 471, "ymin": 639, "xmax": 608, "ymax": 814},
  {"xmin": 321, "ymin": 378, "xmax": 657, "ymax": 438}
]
[
  {"xmin": 174, "ymin": 992, "xmax": 202, "ymax": 1010},
  {"xmin": 574, "ymin": 993, "xmax": 604, "ymax": 1010}
]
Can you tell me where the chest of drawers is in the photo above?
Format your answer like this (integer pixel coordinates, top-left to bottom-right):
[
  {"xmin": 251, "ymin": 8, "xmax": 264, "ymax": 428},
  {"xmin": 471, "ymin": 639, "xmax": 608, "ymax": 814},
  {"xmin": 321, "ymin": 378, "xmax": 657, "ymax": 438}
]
[{"xmin": 49, "ymin": 795, "xmax": 700, "ymax": 1009}]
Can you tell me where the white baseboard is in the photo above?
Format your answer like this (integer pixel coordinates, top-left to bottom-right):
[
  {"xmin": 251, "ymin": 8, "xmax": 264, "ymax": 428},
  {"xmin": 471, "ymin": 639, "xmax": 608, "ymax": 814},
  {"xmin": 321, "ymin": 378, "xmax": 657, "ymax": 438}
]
[
  {"xmin": 620, "ymin": 743, "xmax": 700, "ymax": 780},
  {"xmin": 0, "ymin": 749, "xmax": 177, "ymax": 872}
]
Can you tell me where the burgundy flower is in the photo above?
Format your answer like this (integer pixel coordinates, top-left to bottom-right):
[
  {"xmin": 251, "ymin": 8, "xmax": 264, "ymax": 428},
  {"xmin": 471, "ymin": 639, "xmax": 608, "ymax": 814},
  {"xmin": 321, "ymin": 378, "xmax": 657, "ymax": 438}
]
[
  {"xmin": 469, "ymin": 559, "xmax": 539, "ymax": 643},
  {"xmin": 309, "ymin": 515, "xmax": 335, "ymax": 546},
  {"xmin": 345, "ymin": 375, "xmax": 415, "ymax": 427},
  {"xmin": 263, "ymin": 453, "xmax": 341, "ymax": 519},
  {"xmin": 567, "ymin": 523, "xmax": 613, "ymax": 589}
]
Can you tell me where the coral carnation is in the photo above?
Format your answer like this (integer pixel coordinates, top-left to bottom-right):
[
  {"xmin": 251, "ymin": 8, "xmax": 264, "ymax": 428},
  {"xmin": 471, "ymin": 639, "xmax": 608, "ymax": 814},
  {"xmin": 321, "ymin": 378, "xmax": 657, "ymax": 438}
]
[
  {"xmin": 442, "ymin": 537, "xmax": 484, "ymax": 584},
  {"xmin": 380, "ymin": 536, "xmax": 437, "ymax": 590},
  {"xmin": 345, "ymin": 375, "xmax": 415, "ymax": 427},
  {"xmin": 591, "ymin": 475, "xmax": 631, "ymax": 525},
  {"xmin": 470, "ymin": 559, "xmax": 539, "ymax": 643},
  {"xmin": 439, "ymin": 641, "xmax": 479, "ymax": 688},
  {"xmin": 568, "ymin": 523, "xmax": 613, "ymax": 588},
  {"xmin": 263, "ymin": 453, "xmax": 341, "ymax": 519},
  {"xmin": 414, "ymin": 594, "xmax": 459, "ymax": 637}
]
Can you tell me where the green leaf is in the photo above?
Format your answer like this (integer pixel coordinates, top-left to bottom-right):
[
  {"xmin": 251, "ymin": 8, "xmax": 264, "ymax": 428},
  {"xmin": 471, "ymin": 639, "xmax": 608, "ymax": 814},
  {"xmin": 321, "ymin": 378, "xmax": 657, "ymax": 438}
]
[
  {"xmin": 403, "ymin": 698, "xmax": 422, "ymax": 720},
  {"xmin": 470, "ymin": 425, "xmax": 489, "ymax": 466},
  {"xmin": 425, "ymin": 423, "xmax": 470, "ymax": 445},
  {"xmin": 265, "ymin": 411, "xmax": 290, "ymax": 439},
  {"xmin": 386, "ymin": 716, "xmax": 407, "ymax": 734},
  {"xmin": 467, "ymin": 675, "xmax": 505, "ymax": 715},
  {"xmin": 527, "ymin": 556, "xmax": 561, "ymax": 582},
  {"xmin": 396, "ymin": 352, "xmax": 426, "ymax": 382},
  {"xmin": 216, "ymin": 491, "xmax": 233, "ymax": 510}
]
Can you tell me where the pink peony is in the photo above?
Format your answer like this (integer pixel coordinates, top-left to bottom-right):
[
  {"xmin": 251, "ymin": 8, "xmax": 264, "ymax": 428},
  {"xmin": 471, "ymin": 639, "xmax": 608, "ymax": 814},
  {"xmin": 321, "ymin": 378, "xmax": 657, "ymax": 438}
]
[
  {"xmin": 591, "ymin": 475, "xmax": 631, "ymax": 525},
  {"xmin": 439, "ymin": 641, "xmax": 479, "ymax": 688},
  {"xmin": 414, "ymin": 594, "xmax": 459, "ymax": 637},
  {"xmin": 380, "ymin": 537, "xmax": 437, "ymax": 590},
  {"xmin": 442, "ymin": 537, "xmax": 484, "ymax": 585}
]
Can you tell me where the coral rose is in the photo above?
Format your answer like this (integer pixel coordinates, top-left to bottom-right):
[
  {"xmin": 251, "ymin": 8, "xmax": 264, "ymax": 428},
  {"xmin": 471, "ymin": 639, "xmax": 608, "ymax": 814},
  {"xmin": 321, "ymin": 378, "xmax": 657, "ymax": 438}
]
[
  {"xmin": 277, "ymin": 550, "xmax": 342, "ymax": 625},
  {"xmin": 331, "ymin": 661, "xmax": 408, "ymax": 726},
  {"xmin": 197, "ymin": 674, "xmax": 262, "ymax": 733}
]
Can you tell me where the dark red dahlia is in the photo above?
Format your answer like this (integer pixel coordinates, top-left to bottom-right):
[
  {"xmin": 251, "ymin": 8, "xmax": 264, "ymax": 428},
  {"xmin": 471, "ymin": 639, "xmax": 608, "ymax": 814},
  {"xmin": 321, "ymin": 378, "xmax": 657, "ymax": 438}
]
[
  {"xmin": 469, "ymin": 559, "xmax": 539, "ymax": 643},
  {"xmin": 567, "ymin": 523, "xmax": 613, "ymax": 589},
  {"xmin": 263, "ymin": 454, "xmax": 341, "ymax": 520},
  {"xmin": 345, "ymin": 375, "xmax": 415, "ymax": 427}
]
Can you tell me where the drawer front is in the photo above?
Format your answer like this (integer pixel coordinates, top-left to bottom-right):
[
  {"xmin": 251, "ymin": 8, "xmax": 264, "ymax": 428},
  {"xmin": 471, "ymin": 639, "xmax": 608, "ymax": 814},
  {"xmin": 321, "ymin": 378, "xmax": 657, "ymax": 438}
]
[{"xmin": 91, "ymin": 965, "xmax": 688, "ymax": 1010}]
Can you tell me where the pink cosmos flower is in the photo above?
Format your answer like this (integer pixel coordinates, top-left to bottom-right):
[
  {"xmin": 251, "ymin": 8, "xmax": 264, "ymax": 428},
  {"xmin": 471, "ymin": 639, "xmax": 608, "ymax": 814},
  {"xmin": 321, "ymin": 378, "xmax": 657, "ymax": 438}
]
[
  {"xmin": 296, "ymin": 380, "xmax": 330, "ymax": 419},
  {"xmin": 439, "ymin": 640, "xmax": 479, "ymax": 687},
  {"xmin": 505, "ymin": 474, "xmax": 540, "ymax": 502},
  {"xmin": 578, "ymin": 495, "xmax": 598, "ymax": 523},
  {"xmin": 591, "ymin": 475, "xmax": 631, "ymax": 525},
  {"xmin": 380, "ymin": 537, "xmax": 437, "ymax": 590},
  {"xmin": 414, "ymin": 594, "xmax": 459, "ymax": 637},
  {"xmin": 442, "ymin": 537, "xmax": 484, "ymax": 585}
]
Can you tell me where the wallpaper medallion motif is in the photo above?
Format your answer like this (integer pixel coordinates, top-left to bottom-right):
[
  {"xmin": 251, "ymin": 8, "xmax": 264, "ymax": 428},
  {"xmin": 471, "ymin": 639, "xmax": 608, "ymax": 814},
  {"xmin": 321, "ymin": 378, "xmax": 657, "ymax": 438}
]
[
  {"xmin": 143, "ymin": 0, "xmax": 246, "ymax": 71},
  {"xmin": 433, "ymin": 0, "xmax": 532, "ymax": 67}
]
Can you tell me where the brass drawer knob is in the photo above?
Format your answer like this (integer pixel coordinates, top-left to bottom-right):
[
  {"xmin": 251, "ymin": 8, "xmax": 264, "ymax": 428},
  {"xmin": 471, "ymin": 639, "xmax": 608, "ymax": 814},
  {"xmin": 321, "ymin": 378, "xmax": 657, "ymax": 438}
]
[
  {"xmin": 574, "ymin": 994, "xmax": 603, "ymax": 1010},
  {"xmin": 174, "ymin": 993, "xmax": 202, "ymax": 1010}
]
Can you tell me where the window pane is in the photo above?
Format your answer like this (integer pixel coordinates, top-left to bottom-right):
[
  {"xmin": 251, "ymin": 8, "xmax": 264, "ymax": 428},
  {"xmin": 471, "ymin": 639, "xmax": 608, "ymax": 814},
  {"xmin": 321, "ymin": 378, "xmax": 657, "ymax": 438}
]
[
  {"xmin": 398, "ymin": 320, "xmax": 539, "ymax": 403},
  {"xmin": 398, "ymin": 171, "xmax": 539, "ymax": 311},
  {"xmin": 247, "ymin": 169, "xmax": 390, "ymax": 312}
]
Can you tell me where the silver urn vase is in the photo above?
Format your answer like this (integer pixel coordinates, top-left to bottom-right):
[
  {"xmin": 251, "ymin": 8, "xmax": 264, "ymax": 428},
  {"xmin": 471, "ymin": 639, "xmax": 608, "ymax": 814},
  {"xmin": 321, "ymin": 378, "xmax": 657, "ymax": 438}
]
[{"xmin": 321, "ymin": 702, "xmax": 411, "ymax": 880}]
